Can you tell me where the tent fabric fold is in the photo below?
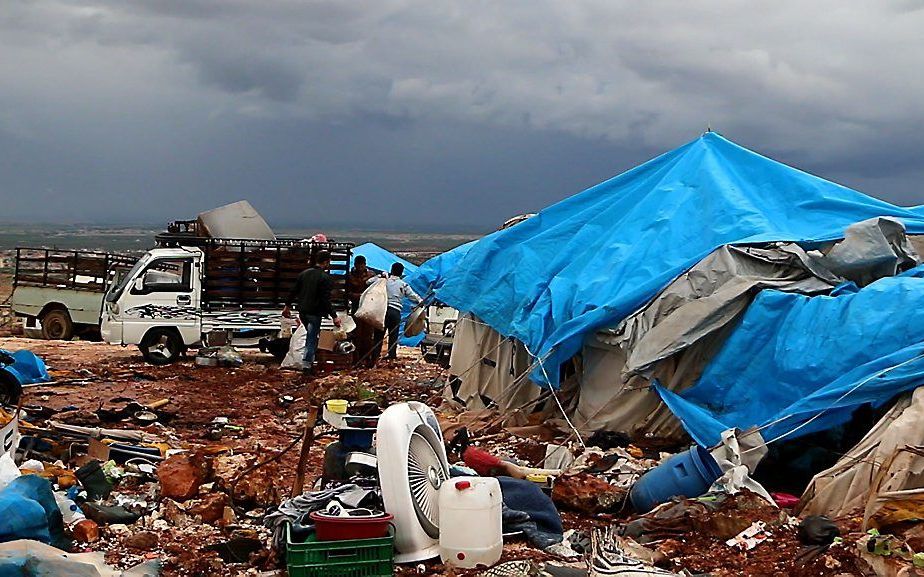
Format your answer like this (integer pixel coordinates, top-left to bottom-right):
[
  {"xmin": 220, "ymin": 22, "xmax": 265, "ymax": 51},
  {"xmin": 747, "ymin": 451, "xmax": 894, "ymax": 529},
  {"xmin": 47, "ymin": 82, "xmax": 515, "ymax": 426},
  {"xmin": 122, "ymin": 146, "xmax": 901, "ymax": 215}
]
[
  {"xmin": 433, "ymin": 132, "xmax": 924, "ymax": 386},
  {"xmin": 603, "ymin": 243, "xmax": 836, "ymax": 378},
  {"xmin": 654, "ymin": 272, "xmax": 924, "ymax": 447}
]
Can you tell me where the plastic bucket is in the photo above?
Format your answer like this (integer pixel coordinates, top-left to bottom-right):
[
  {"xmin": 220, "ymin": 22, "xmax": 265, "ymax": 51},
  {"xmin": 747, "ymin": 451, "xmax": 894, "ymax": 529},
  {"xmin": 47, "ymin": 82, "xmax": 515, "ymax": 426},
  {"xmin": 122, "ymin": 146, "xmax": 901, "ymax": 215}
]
[
  {"xmin": 629, "ymin": 445, "xmax": 722, "ymax": 513},
  {"xmin": 325, "ymin": 399, "xmax": 348, "ymax": 414},
  {"xmin": 309, "ymin": 511, "xmax": 394, "ymax": 541}
]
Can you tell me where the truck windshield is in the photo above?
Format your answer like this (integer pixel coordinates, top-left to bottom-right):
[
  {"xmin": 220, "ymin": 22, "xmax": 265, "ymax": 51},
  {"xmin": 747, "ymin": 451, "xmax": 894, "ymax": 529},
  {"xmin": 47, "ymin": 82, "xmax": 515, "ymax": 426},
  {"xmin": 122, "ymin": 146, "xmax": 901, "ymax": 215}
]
[{"xmin": 105, "ymin": 255, "xmax": 148, "ymax": 303}]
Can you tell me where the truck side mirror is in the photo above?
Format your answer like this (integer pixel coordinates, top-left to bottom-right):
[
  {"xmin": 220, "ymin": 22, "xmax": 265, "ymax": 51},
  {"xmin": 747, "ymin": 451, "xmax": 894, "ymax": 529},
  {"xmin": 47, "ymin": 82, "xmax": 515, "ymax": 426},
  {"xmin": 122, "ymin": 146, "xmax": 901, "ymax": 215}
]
[{"xmin": 133, "ymin": 277, "xmax": 145, "ymax": 292}]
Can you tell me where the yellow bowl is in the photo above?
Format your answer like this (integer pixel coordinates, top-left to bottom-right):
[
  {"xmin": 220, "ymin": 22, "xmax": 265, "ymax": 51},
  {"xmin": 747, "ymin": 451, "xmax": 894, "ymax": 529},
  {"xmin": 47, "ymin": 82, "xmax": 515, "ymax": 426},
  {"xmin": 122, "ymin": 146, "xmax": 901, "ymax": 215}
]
[{"xmin": 326, "ymin": 399, "xmax": 349, "ymax": 414}]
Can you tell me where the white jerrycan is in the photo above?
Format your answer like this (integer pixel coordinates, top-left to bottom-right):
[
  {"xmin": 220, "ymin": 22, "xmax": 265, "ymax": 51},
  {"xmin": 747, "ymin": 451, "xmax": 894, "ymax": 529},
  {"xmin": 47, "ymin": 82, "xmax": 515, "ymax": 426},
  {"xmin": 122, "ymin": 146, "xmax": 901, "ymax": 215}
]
[{"xmin": 438, "ymin": 476, "xmax": 503, "ymax": 569}]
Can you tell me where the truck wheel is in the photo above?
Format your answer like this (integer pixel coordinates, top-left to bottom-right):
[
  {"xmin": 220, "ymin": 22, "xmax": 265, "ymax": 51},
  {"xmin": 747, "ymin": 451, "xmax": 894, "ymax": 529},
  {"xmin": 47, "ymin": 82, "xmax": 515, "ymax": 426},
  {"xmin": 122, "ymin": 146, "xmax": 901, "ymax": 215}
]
[
  {"xmin": 41, "ymin": 309, "xmax": 74, "ymax": 341},
  {"xmin": 139, "ymin": 328, "xmax": 183, "ymax": 365}
]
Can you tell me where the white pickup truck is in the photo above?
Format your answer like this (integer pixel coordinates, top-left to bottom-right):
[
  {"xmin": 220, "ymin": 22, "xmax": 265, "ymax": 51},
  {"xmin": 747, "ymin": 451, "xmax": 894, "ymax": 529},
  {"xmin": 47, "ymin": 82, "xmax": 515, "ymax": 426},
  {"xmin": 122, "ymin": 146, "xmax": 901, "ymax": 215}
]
[
  {"xmin": 100, "ymin": 231, "xmax": 353, "ymax": 364},
  {"xmin": 10, "ymin": 248, "xmax": 135, "ymax": 340}
]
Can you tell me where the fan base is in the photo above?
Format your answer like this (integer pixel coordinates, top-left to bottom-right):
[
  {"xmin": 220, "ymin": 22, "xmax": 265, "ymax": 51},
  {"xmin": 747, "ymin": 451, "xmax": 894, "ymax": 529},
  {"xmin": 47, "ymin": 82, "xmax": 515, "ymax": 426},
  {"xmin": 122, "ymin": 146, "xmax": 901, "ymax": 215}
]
[{"xmin": 394, "ymin": 543, "xmax": 440, "ymax": 564}]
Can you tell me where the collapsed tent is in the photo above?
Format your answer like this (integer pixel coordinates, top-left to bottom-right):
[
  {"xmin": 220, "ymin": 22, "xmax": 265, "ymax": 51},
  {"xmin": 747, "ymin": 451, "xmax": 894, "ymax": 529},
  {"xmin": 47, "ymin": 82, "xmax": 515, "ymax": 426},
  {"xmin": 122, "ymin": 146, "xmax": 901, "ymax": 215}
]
[
  {"xmin": 435, "ymin": 132, "xmax": 924, "ymax": 387},
  {"xmin": 438, "ymin": 132, "xmax": 924, "ymax": 448},
  {"xmin": 656, "ymin": 268, "xmax": 924, "ymax": 447}
]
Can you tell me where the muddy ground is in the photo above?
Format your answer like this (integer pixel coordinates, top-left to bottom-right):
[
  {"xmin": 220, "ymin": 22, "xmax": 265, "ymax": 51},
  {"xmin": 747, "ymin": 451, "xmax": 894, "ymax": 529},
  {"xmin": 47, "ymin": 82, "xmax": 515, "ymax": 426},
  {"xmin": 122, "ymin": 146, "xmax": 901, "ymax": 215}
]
[{"xmin": 0, "ymin": 334, "xmax": 878, "ymax": 576}]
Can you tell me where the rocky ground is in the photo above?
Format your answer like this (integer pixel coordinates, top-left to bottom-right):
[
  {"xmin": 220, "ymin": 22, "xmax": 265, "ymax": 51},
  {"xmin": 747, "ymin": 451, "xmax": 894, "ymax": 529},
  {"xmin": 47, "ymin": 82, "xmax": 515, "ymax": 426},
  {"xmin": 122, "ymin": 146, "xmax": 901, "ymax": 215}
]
[{"xmin": 0, "ymin": 334, "xmax": 902, "ymax": 577}]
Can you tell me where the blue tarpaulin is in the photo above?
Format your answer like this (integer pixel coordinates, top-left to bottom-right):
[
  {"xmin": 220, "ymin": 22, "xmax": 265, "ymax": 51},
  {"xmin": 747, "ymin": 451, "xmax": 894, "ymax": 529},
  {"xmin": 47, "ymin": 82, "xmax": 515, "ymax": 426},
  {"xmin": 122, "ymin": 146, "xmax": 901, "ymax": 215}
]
[
  {"xmin": 1, "ymin": 350, "xmax": 50, "ymax": 386},
  {"xmin": 655, "ymin": 271, "xmax": 924, "ymax": 447},
  {"xmin": 0, "ymin": 475, "xmax": 64, "ymax": 547},
  {"xmin": 434, "ymin": 132, "xmax": 924, "ymax": 386},
  {"xmin": 406, "ymin": 240, "xmax": 476, "ymax": 297},
  {"xmin": 351, "ymin": 243, "xmax": 418, "ymax": 276}
]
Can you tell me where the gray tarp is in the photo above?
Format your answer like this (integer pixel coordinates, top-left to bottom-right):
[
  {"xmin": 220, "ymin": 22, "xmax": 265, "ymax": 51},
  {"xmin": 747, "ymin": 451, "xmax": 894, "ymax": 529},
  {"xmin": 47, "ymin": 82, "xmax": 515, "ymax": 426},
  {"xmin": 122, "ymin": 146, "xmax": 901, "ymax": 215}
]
[
  {"xmin": 816, "ymin": 216, "xmax": 919, "ymax": 286},
  {"xmin": 601, "ymin": 243, "xmax": 837, "ymax": 378},
  {"xmin": 197, "ymin": 200, "xmax": 275, "ymax": 240}
]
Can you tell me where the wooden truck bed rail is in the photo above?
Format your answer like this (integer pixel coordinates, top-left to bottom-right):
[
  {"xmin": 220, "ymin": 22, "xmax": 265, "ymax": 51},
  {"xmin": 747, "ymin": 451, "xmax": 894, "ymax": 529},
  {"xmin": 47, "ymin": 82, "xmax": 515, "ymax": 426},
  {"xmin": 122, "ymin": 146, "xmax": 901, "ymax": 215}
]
[
  {"xmin": 13, "ymin": 248, "xmax": 135, "ymax": 293},
  {"xmin": 155, "ymin": 234, "xmax": 353, "ymax": 311}
]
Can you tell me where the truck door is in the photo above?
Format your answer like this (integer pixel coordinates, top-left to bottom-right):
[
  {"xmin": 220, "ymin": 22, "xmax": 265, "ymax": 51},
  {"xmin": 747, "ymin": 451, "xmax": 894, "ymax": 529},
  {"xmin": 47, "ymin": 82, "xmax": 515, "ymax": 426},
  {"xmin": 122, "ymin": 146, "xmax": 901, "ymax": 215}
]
[{"xmin": 120, "ymin": 256, "xmax": 200, "ymax": 346}]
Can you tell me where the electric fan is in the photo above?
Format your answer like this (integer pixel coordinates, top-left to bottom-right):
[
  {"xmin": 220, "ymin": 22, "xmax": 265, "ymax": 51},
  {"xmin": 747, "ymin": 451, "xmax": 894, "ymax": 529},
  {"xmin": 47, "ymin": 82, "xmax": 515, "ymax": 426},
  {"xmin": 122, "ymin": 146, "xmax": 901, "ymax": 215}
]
[{"xmin": 376, "ymin": 401, "xmax": 450, "ymax": 562}]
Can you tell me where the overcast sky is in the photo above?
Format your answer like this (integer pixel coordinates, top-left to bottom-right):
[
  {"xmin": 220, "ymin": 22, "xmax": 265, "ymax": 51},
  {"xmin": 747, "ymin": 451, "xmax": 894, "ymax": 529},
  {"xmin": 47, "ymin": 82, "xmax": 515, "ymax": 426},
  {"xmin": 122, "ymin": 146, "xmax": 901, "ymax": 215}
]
[{"xmin": 2, "ymin": 1, "xmax": 924, "ymax": 230}]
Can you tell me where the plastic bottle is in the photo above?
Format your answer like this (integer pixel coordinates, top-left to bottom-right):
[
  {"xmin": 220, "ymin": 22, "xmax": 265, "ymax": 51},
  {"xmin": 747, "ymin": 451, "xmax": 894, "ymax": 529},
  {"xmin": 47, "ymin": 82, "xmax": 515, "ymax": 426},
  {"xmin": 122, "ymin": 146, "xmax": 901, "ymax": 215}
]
[{"xmin": 54, "ymin": 492, "xmax": 85, "ymax": 525}]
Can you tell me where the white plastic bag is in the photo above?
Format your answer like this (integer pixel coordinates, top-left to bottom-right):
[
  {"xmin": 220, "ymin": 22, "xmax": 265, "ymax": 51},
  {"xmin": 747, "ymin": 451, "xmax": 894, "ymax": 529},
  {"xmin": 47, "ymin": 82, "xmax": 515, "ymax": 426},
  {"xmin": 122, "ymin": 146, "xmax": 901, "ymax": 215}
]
[
  {"xmin": 0, "ymin": 453, "xmax": 20, "ymax": 492},
  {"xmin": 281, "ymin": 324, "xmax": 308, "ymax": 369},
  {"xmin": 355, "ymin": 279, "xmax": 388, "ymax": 331}
]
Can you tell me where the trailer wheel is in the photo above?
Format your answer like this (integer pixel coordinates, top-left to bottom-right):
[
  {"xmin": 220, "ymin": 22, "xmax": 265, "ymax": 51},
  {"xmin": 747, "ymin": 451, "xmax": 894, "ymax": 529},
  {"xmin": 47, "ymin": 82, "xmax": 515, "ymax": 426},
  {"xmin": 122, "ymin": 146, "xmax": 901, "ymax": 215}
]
[
  {"xmin": 139, "ymin": 328, "xmax": 183, "ymax": 365},
  {"xmin": 40, "ymin": 308, "xmax": 74, "ymax": 341}
]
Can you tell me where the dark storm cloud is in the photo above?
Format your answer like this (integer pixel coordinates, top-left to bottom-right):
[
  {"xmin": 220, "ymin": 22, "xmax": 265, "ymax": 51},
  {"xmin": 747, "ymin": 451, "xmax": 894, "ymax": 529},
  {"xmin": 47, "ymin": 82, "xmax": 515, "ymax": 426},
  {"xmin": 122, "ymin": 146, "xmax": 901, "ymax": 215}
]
[{"xmin": 1, "ymin": 1, "xmax": 923, "ymax": 228}]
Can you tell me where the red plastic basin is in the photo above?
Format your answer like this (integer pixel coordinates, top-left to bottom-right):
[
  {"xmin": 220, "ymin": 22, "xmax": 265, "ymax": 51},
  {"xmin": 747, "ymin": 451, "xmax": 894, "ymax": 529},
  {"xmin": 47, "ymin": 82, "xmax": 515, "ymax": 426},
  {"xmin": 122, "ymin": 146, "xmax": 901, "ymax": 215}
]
[{"xmin": 309, "ymin": 511, "xmax": 395, "ymax": 541}]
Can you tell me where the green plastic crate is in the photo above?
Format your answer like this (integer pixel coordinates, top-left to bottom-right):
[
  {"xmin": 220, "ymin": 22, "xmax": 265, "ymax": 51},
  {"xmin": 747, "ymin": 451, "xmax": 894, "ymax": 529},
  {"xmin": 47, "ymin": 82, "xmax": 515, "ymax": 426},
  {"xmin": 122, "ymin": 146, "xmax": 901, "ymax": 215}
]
[{"xmin": 286, "ymin": 523, "xmax": 394, "ymax": 577}]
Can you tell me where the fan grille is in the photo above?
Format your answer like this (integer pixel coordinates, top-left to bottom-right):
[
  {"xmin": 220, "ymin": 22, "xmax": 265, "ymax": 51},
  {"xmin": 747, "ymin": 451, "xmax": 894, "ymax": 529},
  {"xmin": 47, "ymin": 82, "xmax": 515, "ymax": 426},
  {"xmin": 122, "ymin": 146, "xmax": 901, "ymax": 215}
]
[{"xmin": 407, "ymin": 428, "xmax": 447, "ymax": 538}]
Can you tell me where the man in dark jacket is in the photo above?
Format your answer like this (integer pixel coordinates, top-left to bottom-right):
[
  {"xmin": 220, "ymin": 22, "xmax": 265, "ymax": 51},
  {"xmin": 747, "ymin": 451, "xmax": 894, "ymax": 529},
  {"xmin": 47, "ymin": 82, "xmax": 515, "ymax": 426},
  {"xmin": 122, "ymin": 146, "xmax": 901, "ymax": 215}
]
[{"xmin": 282, "ymin": 250, "xmax": 341, "ymax": 371}]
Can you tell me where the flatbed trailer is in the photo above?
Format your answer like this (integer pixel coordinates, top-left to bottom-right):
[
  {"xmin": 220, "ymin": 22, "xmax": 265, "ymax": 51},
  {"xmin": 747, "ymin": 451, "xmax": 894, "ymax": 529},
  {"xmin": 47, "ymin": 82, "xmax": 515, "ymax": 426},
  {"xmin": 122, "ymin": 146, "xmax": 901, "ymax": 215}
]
[{"xmin": 11, "ymin": 248, "xmax": 135, "ymax": 340}]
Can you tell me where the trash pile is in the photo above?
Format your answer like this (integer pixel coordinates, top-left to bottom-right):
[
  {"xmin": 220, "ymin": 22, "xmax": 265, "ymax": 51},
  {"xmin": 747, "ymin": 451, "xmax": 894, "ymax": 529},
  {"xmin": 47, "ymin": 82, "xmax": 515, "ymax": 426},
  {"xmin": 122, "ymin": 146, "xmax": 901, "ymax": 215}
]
[{"xmin": 5, "ymin": 330, "xmax": 924, "ymax": 576}]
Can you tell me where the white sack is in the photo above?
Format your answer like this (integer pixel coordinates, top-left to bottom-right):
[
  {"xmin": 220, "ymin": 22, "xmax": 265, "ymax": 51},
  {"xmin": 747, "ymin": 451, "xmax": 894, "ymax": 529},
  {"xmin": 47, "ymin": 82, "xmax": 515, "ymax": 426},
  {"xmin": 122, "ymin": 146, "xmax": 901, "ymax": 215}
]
[
  {"xmin": 355, "ymin": 279, "xmax": 388, "ymax": 331},
  {"xmin": 709, "ymin": 428, "xmax": 775, "ymax": 505},
  {"xmin": 281, "ymin": 324, "xmax": 308, "ymax": 369}
]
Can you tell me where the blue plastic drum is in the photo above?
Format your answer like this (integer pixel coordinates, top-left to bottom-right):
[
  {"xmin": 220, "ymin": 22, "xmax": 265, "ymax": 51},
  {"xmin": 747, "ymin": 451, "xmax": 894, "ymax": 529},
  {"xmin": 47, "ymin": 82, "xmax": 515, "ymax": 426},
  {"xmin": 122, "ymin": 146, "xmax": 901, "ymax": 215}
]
[{"xmin": 629, "ymin": 445, "xmax": 723, "ymax": 513}]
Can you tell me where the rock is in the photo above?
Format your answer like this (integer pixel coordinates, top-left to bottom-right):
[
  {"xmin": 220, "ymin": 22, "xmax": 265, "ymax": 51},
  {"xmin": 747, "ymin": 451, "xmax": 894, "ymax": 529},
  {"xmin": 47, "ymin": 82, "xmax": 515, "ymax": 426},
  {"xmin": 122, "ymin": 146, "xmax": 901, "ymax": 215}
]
[
  {"xmin": 57, "ymin": 410, "xmax": 100, "ymax": 426},
  {"xmin": 158, "ymin": 453, "xmax": 209, "ymax": 501},
  {"xmin": 222, "ymin": 506, "xmax": 237, "ymax": 525},
  {"xmin": 187, "ymin": 492, "xmax": 229, "ymax": 524},
  {"xmin": 212, "ymin": 454, "xmax": 280, "ymax": 508},
  {"xmin": 160, "ymin": 499, "xmax": 192, "ymax": 528},
  {"xmin": 71, "ymin": 519, "xmax": 100, "ymax": 543},
  {"xmin": 123, "ymin": 531, "xmax": 159, "ymax": 551},
  {"xmin": 107, "ymin": 524, "xmax": 131, "ymax": 537},
  {"xmin": 552, "ymin": 472, "xmax": 626, "ymax": 514},
  {"xmin": 151, "ymin": 519, "xmax": 170, "ymax": 531}
]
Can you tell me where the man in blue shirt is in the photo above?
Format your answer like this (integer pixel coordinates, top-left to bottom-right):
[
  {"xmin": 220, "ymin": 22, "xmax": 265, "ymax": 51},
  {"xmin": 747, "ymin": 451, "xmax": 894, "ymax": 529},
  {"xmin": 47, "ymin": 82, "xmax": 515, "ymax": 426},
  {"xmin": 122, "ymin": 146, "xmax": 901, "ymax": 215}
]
[{"xmin": 368, "ymin": 262, "xmax": 422, "ymax": 362}]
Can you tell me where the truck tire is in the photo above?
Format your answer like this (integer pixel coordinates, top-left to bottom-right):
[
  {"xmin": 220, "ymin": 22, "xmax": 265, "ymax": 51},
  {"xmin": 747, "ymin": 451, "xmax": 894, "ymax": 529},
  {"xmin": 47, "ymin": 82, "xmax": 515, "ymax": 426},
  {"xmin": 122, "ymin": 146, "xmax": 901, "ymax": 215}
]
[
  {"xmin": 139, "ymin": 328, "xmax": 183, "ymax": 365},
  {"xmin": 41, "ymin": 308, "xmax": 74, "ymax": 341}
]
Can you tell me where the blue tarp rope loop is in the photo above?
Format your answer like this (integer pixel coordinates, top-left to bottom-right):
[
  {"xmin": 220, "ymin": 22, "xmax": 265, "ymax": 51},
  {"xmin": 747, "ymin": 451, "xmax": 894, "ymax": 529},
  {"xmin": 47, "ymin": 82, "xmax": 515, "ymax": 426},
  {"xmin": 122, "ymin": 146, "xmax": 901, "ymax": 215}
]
[{"xmin": 740, "ymin": 351, "xmax": 924, "ymax": 455}]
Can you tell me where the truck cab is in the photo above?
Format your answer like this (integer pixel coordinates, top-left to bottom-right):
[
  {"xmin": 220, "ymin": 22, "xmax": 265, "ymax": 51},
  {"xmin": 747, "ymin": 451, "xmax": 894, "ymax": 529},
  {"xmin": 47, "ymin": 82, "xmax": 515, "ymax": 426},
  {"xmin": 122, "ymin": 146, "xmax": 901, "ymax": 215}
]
[
  {"xmin": 419, "ymin": 301, "xmax": 459, "ymax": 367},
  {"xmin": 101, "ymin": 247, "xmax": 202, "ymax": 363}
]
